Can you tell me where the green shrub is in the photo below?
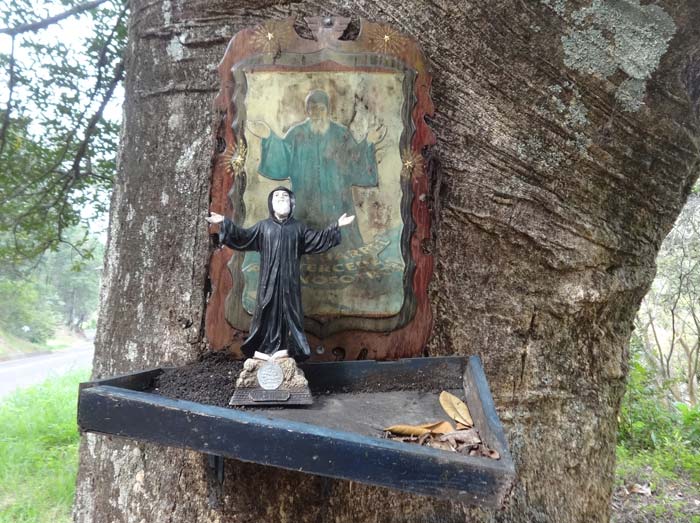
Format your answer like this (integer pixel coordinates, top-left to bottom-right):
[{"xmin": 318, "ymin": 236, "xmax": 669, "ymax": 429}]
[
  {"xmin": 0, "ymin": 279, "xmax": 57, "ymax": 344},
  {"xmin": 618, "ymin": 357, "xmax": 678, "ymax": 452},
  {"xmin": 617, "ymin": 347, "xmax": 700, "ymax": 483},
  {"xmin": 677, "ymin": 402, "xmax": 700, "ymax": 449}
]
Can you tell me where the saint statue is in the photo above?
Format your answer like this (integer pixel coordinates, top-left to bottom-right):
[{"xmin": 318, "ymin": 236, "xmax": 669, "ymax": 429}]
[
  {"xmin": 207, "ymin": 187, "xmax": 355, "ymax": 361},
  {"xmin": 247, "ymin": 89, "xmax": 386, "ymax": 248}
]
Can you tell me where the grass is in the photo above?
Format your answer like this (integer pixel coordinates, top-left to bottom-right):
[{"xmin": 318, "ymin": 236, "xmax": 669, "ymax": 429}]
[
  {"xmin": 614, "ymin": 407, "xmax": 700, "ymax": 523},
  {"xmin": 613, "ymin": 446, "xmax": 700, "ymax": 522},
  {"xmin": 0, "ymin": 368, "xmax": 89, "ymax": 523}
]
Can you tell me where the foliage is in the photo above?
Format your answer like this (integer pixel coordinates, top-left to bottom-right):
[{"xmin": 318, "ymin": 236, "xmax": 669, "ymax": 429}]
[
  {"xmin": 0, "ymin": 276, "xmax": 57, "ymax": 344},
  {"xmin": 618, "ymin": 346, "xmax": 700, "ymax": 481},
  {"xmin": 0, "ymin": 226, "xmax": 102, "ymax": 343},
  {"xmin": 635, "ymin": 193, "xmax": 700, "ymax": 405},
  {"xmin": 615, "ymin": 185, "xmax": 700, "ymax": 523},
  {"xmin": 0, "ymin": 369, "xmax": 89, "ymax": 523},
  {"xmin": 615, "ymin": 344, "xmax": 700, "ymax": 522},
  {"xmin": 40, "ymin": 228, "xmax": 104, "ymax": 331},
  {"xmin": 0, "ymin": 0, "xmax": 126, "ymax": 264},
  {"xmin": 619, "ymin": 346, "xmax": 677, "ymax": 452},
  {"xmin": 677, "ymin": 402, "xmax": 700, "ymax": 451}
]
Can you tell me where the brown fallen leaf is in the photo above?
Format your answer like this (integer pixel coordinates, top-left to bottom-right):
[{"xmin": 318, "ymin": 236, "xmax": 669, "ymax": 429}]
[
  {"xmin": 439, "ymin": 429, "xmax": 481, "ymax": 446},
  {"xmin": 384, "ymin": 420, "xmax": 456, "ymax": 437},
  {"xmin": 384, "ymin": 424, "xmax": 430, "ymax": 437},
  {"xmin": 417, "ymin": 432, "xmax": 432, "ymax": 446},
  {"xmin": 468, "ymin": 443, "xmax": 501, "ymax": 459},
  {"xmin": 420, "ymin": 420, "xmax": 457, "ymax": 435},
  {"xmin": 629, "ymin": 483, "xmax": 652, "ymax": 497},
  {"xmin": 439, "ymin": 391, "xmax": 473, "ymax": 427},
  {"xmin": 426, "ymin": 439, "xmax": 455, "ymax": 452}
]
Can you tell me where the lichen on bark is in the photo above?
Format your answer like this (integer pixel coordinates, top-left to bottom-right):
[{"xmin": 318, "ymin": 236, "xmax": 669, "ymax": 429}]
[{"xmin": 559, "ymin": 0, "xmax": 676, "ymax": 111}]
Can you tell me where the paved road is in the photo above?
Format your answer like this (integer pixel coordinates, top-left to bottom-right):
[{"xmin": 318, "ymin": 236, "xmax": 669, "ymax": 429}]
[{"xmin": 0, "ymin": 346, "xmax": 94, "ymax": 399}]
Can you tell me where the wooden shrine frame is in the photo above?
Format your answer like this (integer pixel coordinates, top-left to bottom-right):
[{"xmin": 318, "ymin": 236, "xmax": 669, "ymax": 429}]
[{"xmin": 206, "ymin": 17, "xmax": 435, "ymax": 361}]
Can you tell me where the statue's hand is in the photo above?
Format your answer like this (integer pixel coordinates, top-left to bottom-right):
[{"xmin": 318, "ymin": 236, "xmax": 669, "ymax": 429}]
[
  {"xmin": 247, "ymin": 120, "xmax": 271, "ymax": 139},
  {"xmin": 367, "ymin": 123, "xmax": 387, "ymax": 144},
  {"xmin": 338, "ymin": 213, "xmax": 355, "ymax": 227},
  {"xmin": 206, "ymin": 212, "xmax": 225, "ymax": 224}
]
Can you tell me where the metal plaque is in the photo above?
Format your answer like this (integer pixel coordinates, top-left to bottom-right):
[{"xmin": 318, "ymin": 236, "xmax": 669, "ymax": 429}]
[
  {"xmin": 249, "ymin": 390, "xmax": 292, "ymax": 402},
  {"xmin": 256, "ymin": 362, "xmax": 284, "ymax": 390}
]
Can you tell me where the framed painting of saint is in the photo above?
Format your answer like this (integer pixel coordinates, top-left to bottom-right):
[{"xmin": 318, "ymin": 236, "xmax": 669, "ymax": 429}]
[{"xmin": 207, "ymin": 17, "xmax": 435, "ymax": 361}]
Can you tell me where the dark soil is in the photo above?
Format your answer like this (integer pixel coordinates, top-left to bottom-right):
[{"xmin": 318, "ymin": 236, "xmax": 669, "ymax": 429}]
[
  {"xmin": 153, "ymin": 351, "xmax": 243, "ymax": 407},
  {"xmin": 151, "ymin": 351, "xmax": 457, "ymax": 408},
  {"xmin": 151, "ymin": 352, "xmax": 501, "ymax": 461}
]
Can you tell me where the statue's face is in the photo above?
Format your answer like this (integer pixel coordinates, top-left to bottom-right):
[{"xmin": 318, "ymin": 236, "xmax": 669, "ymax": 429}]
[
  {"xmin": 271, "ymin": 190, "xmax": 291, "ymax": 217},
  {"xmin": 306, "ymin": 101, "xmax": 329, "ymax": 123}
]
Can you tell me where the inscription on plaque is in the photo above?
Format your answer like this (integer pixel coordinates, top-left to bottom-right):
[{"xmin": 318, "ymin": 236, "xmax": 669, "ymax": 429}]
[
  {"xmin": 257, "ymin": 362, "xmax": 284, "ymax": 390},
  {"xmin": 249, "ymin": 390, "xmax": 291, "ymax": 402}
]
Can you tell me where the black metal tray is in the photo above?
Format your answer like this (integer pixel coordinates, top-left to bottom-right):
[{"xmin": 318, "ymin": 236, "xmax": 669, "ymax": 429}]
[{"xmin": 78, "ymin": 355, "xmax": 515, "ymax": 508}]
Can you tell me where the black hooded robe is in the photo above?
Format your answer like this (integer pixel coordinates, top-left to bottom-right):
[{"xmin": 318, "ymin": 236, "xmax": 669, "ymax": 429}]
[{"xmin": 219, "ymin": 187, "xmax": 341, "ymax": 361}]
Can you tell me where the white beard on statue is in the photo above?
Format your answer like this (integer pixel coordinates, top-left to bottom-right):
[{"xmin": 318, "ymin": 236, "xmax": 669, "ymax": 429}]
[{"xmin": 272, "ymin": 198, "xmax": 291, "ymax": 219}]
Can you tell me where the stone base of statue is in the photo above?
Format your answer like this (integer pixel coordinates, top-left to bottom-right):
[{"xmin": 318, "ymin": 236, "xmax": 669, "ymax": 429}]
[{"xmin": 229, "ymin": 350, "xmax": 313, "ymax": 406}]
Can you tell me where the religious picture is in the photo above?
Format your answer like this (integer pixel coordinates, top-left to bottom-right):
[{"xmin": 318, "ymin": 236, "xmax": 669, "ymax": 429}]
[
  {"xmin": 238, "ymin": 69, "xmax": 408, "ymax": 321},
  {"xmin": 207, "ymin": 17, "xmax": 435, "ymax": 357}
]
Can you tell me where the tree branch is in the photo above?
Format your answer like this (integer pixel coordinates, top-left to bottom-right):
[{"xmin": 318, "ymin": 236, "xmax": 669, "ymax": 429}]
[
  {"xmin": 89, "ymin": 2, "xmax": 128, "ymax": 97},
  {"xmin": 0, "ymin": 21, "xmax": 124, "ymax": 208},
  {"xmin": 0, "ymin": 35, "xmax": 17, "ymax": 157},
  {"xmin": 0, "ymin": 0, "xmax": 110, "ymax": 36},
  {"xmin": 647, "ymin": 309, "xmax": 668, "ymax": 381},
  {"xmin": 70, "ymin": 59, "xmax": 124, "ymax": 177}
]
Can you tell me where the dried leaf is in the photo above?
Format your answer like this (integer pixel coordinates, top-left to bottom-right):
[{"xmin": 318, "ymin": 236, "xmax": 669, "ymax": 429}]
[
  {"xmin": 417, "ymin": 432, "xmax": 432, "ymax": 446},
  {"xmin": 486, "ymin": 449, "xmax": 500, "ymax": 460},
  {"xmin": 439, "ymin": 429, "xmax": 481, "ymax": 446},
  {"xmin": 384, "ymin": 424, "xmax": 431, "ymax": 436},
  {"xmin": 468, "ymin": 443, "xmax": 501, "ymax": 459},
  {"xmin": 439, "ymin": 391, "xmax": 473, "ymax": 427},
  {"xmin": 418, "ymin": 420, "xmax": 456, "ymax": 435},
  {"xmin": 426, "ymin": 439, "xmax": 456, "ymax": 452},
  {"xmin": 629, "ymin": 483, "xmax": 652, "ymax": 497},
  {"xmin": 384, "ymin": 420, "xmax": 455, "ymax": 437}
]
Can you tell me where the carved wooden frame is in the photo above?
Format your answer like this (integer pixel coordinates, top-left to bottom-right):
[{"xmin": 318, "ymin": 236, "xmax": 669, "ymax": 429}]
[{"xmin": 206, "ymin": 16, "xmax": 435, "ymax": 361}]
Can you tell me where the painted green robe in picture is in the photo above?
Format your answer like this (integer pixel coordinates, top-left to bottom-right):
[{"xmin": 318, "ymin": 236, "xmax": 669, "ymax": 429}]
[{"xmin": 259, "ymin": 119, "xmax": 378, "ymax": 249}]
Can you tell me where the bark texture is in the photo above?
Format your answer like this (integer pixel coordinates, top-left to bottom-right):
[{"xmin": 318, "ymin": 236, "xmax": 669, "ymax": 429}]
[{"xmin": 74, "ymin": 1, "xmax": 700, "ymax": 522}]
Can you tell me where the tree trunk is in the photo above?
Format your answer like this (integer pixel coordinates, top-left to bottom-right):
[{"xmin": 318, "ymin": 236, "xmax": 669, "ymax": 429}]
[{"xmin": 73, "ymin": 1, "xmax": 700, "ymax": 522}]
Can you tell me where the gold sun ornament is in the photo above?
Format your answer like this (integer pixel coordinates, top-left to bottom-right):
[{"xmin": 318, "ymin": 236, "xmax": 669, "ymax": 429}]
[
  {"xmin": 223, "ymin": 140, "xmax": 247, "ymax": 177},
  {"xmin": 400, "ymin": 147, "xmax": 423, "ymax": 180},
  {"xmin": 251, "ymin": 22, "xmax": 292, "ymax": 55},
  {"xmin": 367, "ymin": 25, "xmax": 404, "ymax": 55}
]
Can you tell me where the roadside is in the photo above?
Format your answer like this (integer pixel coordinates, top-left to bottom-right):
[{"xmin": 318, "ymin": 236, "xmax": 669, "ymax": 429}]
[
  {"xmin": 0, "ymin": 328, "xmax": 94, "ymax": 399},
  {"xmin": 0, "ymin": 326, "xmax": 94, "ymax": 361}
]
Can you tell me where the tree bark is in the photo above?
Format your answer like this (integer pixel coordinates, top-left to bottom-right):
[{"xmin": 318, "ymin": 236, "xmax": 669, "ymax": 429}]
[{"xmin": 74, "ymin": 1, "xmax": 700, "ymax": 522}]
